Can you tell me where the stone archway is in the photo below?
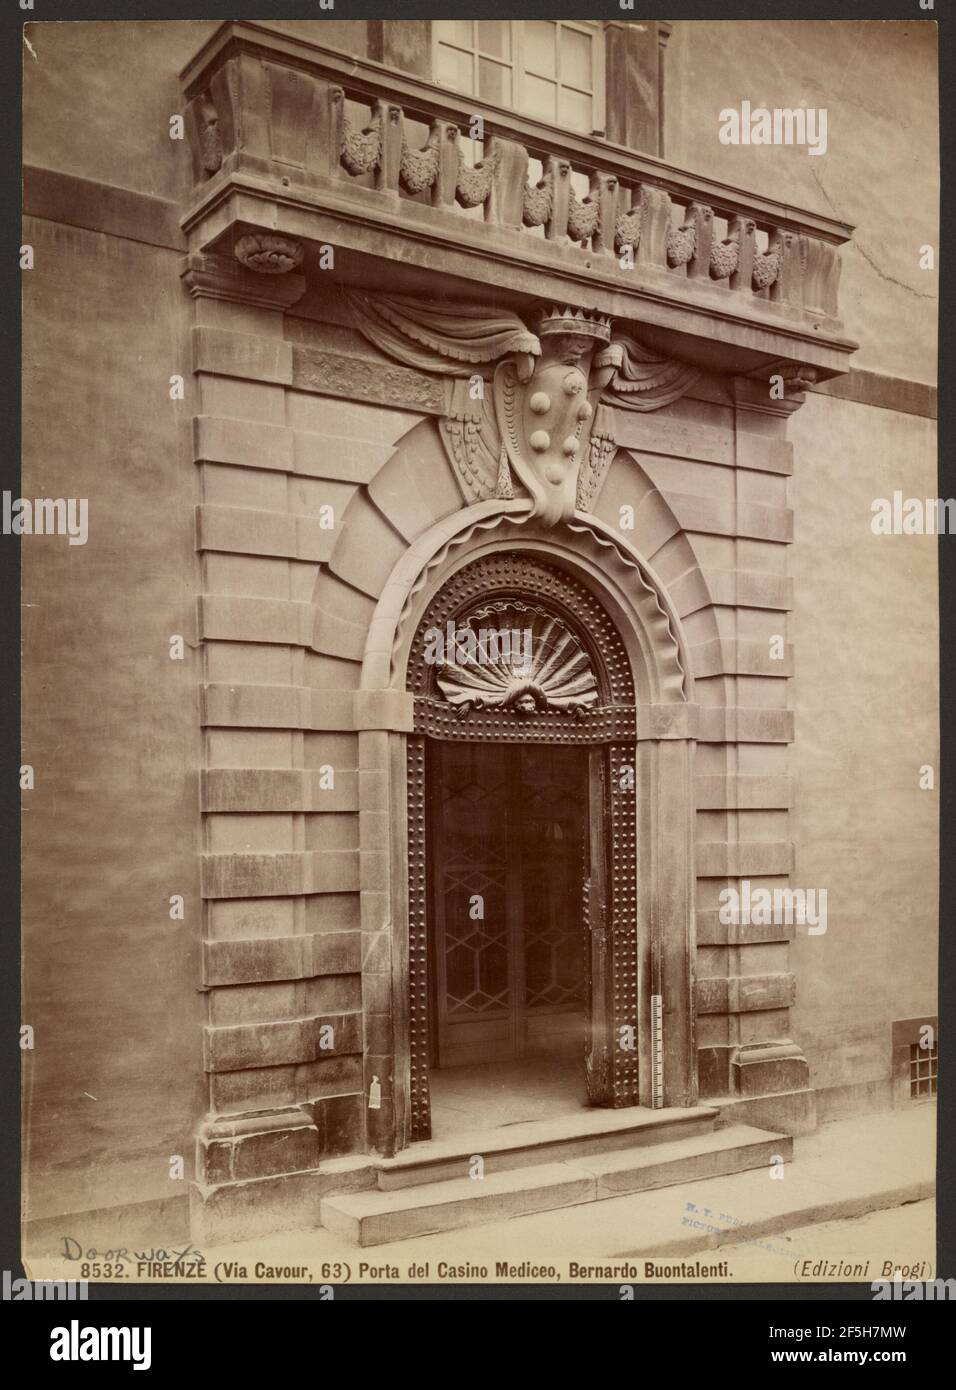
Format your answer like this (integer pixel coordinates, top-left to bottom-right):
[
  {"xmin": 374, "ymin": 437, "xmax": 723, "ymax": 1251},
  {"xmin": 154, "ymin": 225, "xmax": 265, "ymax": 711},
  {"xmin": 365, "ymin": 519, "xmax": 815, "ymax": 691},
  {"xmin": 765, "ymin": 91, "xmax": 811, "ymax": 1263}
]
[{"xmin": 358, "ymin": 509, "xmax": 699, "ymax": 1156}]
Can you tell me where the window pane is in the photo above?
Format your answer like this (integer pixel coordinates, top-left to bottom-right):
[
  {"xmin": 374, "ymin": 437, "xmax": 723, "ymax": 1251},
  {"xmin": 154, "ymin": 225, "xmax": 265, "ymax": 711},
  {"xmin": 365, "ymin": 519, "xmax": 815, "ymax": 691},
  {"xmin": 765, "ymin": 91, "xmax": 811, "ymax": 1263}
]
[
  {"xmin": 559, "ymin": 86, "xmax": 593, "ymax": 134},
  {"xmin": 435, "ymin": 20, "xmax": 474, "ymax": 51},
  {"xmin": 562, "ymin": 28, "xmax": 592, "ymax": 91},
  {"xmin": 524, "ymin": 21, "xmax": 556, "ymax": 78},
  {"xmin": 479, "ymin": 58, "xmax": 511, "ymax": 107},
  {"xmin": 436, "ymin": 43, "xmax": 474, "ymax": 94},
  {"xmin": 478, "ymin": 21, "xmax": 511, "ymax": 59},
  {"xmin": 521, "ymin": 73, "xmax": 556, "ymax": 123}
]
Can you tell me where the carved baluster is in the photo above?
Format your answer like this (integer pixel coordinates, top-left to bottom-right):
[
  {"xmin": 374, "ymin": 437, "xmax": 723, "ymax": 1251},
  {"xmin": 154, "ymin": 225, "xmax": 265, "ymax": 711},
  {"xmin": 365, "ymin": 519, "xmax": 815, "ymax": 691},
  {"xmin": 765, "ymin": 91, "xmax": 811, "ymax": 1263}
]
[
  {"xmin": 376, "ymin": 101, "xmax": 403, "ymax": 194},
  {"xmin": 185, "ymin": 93, "xmax": 223, "ymax": 180},
  {"xmin": 729, "ymin": 216, "xmax": 756, "ymax": 293},
  {"xmin": 800, "ymin": 237, "xmax": 841, "ymax": 320},
  {"xmin": 613, "ymin": 191, "xmax": 641, "ymax": 258},
  {"xmin": 207, "ymin": 61, "xmax": 239, "ymax": 165},
  {"xmin": 522, "ymin": 167, "xmax": 553, "ymax": 229},
  {"xmin": 302, "ymin": 82, "xmax": 344, "ymax": 180},
  {"xmin": 398, "ymin": 123, "xmax": 442, "ymax": 199},
  {"xmin": 234, "ymin": 53, "xmax": 272, "ymax": 171},
  {"xmin": 340, "ymin": 102, "xmax": 383, "ymax": 179},
  {"xmin": 665, "ymin": 209, "xmax": 697, "ymax": 270},
  {"xmin": 769, "ymin": 228, "xmax": 801, "ymax": 308},
  {"xmin": 432, "ymin": 121, "xmax": 460, "ymax": 206},
  {"xmin": 546, "ymin": 156, "xmax": 571, "ymax": 241},
  {"xmin": 751, "ymin": 240, "xmax": 781, "ymax": 296},
  {"xmin": 635, "ymin": 184, "xmax": 671, "ymax": 268},
  {"xmin": 687, "ymin": 204, "xmax": 714, "ymax": 279},
  {"xmin": 487, "ymin": 136, "xmax": 529, "ymax": 229},
  {"xmin": 709, "ymin": 218, "xmax": 740, "ymax": 282},
  {"xmin": 590, "ymin": 172, "xmax": 621, "ymax": 257},
  {"xmin": 454, "ymin": 144, "xmax": 499, "ymax": 209},
  {"xmin": 327, "ymin": 87, "xmax": 345, "ymax": 178},
  {"xmin": 267, "ymin": 62, "xmax": 319, "ymax": 171}
]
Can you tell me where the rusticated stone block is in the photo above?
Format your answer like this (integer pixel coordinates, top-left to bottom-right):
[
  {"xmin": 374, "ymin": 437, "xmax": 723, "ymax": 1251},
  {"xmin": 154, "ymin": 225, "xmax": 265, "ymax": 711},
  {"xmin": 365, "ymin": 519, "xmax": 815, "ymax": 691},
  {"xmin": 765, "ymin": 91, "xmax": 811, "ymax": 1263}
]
[
  {"xmin": 735, "ymin": 432, "xmax": 793, "ymax": 475},
  {"xmin": 198, "ymin": 1122, "xmax": 322, "ymax": 1184},
  {"xmin": 204, "ymin": 933, "xmax": 360, "ymax": 985},
  {"xmin": 312, "ymin": 607, "xmax": 367, "ymax": 661},
  {"xmin": 193, "ymin": 415, "xmax": 294, "ymax": 472},
  {"xmin": 200, "ymin": 595, "xmax": 313, "ymax": 647},
  {"xmin": 695, "ymin": 977, "xmax": 729, "ymax": 1015},
  {"xmin": 202, "ymin": 768, "xmax": 358, "ymax": 814},
  {"xmin": 694, "ymin": 774, "xmax": 792, "ymax": 810},
  {"xmin": 697, "ymin": 707, "xmax": 793, "ymax": 744},
  {"xmin": 327, "ymin": 493, "xmax": 408, "ymax": 598},
  {"xmin": 353, "ymin": 690, "xmax": 415, "ymax": 732},
  {"xmin": 733, "ymin": 1044, "xmax": 810, "ymax": 1097},
  {"xmin": 192, "ymin": 326, "xmax": 293, "ymax": 384},
  {"xmin": 728, "ymin": 974, "xmax": 795, "ymax": 1013},
  {"xmin": 205, "ymin": 1010, "xmax": 363, "ymax": 1071},
  {"xmin": 189, "ymin": 1161, "xmax": 375, "ymax": 1247},
  {"xmin": 201, "ymin": 684, "xmax": 314, "ymax": 730},
  {"xmin": 695, "ymin": 840, "xmax": 794, "ymax": 876},
  {"xmin": 205, "ymin": 935, "xmax": 309, "ymax": 986},
  {"xmin": 697, "ymin": 1045, "xmax": 731, "ymax": 1097},
  {"xmin": 696, "ymin": 973, "xmax": 795, "ymax": 1014},
  {"xmin": 313, "ymin": 931, "xmax": 362, "ymax": 975},
  {"xmin": 201, "ymin": 849, "xmax": 359, "ymax": 899},
  {"xmin": 309, "ymin": 1092, "xmax": 364, "ymax": 1157},
  {"xmin": 232, "ymin": 1124, "xmax": 322, "ymax": 1181}
]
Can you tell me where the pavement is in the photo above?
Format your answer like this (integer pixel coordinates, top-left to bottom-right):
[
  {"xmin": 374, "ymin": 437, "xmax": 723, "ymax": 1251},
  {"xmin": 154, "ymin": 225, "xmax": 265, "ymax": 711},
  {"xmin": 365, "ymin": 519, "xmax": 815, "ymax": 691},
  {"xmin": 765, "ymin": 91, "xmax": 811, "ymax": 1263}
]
[
  {"xmin": 194, "ymin": 1104, "xmax": 936, "ymax": 1288},
  {"xmin": 22, "ymin": 1104, "xmax": 936, "ymax": 1288}
]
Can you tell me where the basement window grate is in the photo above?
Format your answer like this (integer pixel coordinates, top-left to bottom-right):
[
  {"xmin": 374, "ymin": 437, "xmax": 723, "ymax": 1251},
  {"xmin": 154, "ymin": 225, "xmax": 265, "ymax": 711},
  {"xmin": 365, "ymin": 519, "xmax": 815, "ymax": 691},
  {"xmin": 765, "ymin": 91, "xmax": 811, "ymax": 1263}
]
[{"xmin": 909, "ymin": 1041, "xmax": 938, "ymax": 1099}]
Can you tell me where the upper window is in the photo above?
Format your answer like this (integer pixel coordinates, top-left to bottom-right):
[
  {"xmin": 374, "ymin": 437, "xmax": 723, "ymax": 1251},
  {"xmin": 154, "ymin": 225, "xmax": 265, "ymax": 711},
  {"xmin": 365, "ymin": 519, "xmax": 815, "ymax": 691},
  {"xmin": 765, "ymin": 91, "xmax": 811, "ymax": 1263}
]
[{"xmin": 433, "ymin": 20, "xmax": 605, "ymax": 135}]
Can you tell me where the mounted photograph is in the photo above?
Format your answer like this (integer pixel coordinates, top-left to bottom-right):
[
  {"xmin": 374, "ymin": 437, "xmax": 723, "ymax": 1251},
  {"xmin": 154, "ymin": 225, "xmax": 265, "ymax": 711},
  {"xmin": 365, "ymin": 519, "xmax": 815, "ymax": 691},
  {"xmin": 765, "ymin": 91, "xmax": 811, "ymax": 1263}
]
[{"xmin": 20, "ymin": 14, "xmax": 939, "ymax": 1287}]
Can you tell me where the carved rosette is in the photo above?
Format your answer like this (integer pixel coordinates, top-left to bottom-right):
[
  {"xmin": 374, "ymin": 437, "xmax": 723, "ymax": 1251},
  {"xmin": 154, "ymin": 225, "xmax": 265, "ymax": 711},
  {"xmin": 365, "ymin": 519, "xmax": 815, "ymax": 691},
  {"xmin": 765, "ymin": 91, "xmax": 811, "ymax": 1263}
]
[{"xmin": 234, "ymin": 235, "xmax": 304, "ymax": 275}]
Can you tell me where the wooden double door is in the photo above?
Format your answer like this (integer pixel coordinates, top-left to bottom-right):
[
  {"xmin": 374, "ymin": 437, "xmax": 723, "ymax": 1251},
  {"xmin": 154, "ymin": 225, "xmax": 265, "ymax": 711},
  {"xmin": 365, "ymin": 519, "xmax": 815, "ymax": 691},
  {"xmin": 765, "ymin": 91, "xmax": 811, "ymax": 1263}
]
[{"xmin": 427, "ymin": 739, "xmax": 607, "ymax": 1072}]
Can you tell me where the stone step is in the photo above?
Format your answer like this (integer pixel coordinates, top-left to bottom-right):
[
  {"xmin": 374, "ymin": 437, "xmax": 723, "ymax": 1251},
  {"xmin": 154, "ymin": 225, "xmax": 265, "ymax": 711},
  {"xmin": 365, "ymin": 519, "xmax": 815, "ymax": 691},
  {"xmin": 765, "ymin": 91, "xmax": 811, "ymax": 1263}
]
[
  {"xmin": 375, "ymin": 1105, "xmax": 719, "ymax": 1191},
  {"xmin": 321, "ymin": 1124, "xmax": 790, "ymax": 1247}
]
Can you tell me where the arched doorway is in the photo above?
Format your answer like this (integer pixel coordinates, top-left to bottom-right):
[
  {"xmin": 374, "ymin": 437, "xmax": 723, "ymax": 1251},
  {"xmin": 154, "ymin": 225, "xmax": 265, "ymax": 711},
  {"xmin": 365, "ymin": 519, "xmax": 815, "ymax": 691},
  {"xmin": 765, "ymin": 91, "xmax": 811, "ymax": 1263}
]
[{"xmin": 405, "ymin": 553, "xmax": 640, "ymax": 1141}]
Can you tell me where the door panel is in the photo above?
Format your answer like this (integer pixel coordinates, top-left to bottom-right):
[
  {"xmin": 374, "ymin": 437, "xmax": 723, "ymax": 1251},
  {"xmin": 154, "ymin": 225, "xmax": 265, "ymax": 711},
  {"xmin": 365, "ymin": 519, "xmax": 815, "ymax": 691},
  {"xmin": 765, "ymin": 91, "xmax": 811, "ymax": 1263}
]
[{"xmin": 428, "ymin": 740, "xmax": 591, "ymax": 1067}]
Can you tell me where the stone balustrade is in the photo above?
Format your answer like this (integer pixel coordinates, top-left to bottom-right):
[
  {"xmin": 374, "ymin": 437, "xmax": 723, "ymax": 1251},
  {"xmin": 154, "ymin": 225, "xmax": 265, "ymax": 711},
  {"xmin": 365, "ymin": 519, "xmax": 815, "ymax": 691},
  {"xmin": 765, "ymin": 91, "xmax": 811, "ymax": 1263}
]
[{"xmin": 181, "ymin": 22, "xmax": 856, "ymax": 377}]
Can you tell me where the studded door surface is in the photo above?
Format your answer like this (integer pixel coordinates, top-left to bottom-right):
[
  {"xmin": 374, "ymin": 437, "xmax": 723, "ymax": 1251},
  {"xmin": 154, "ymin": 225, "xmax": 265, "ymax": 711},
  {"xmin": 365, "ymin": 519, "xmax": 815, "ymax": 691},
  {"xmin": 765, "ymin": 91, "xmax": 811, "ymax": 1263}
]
[{"xmin": 428, "ymin": 740, "xmax": 587, "ymax": 1066}]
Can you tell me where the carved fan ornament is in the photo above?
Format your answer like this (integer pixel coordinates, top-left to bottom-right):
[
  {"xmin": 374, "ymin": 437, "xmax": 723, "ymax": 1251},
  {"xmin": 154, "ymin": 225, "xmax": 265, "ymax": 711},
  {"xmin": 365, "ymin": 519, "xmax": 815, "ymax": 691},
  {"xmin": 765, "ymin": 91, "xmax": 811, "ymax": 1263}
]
[
  {"xmin": 408, "ymin": 554, "xmax": 637, "ymax": 744},
  {"xmin": 431, "ymin": 601, "xmax": 599, "ymax": 718},
  {"xmin": 341, "ymin": 289, "xmax": 701, "ymax": 521}
]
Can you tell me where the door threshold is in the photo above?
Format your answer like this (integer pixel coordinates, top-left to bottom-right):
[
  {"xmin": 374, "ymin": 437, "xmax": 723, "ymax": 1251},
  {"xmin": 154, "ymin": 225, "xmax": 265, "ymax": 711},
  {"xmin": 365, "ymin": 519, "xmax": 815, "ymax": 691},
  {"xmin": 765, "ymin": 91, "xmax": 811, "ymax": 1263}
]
[{"xmin": 382, "ymin": 1104, "xmax": 719, "ymax": 1176}]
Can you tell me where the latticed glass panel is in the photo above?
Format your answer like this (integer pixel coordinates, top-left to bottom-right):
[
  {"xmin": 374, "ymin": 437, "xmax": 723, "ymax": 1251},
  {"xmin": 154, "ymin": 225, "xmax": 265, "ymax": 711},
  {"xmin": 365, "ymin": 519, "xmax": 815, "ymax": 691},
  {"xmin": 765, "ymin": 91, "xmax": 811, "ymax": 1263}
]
[
  {"xmin": 438, "ymin": 743, "xmax": 510, "ymax": 1018},
  {"xmin": 517, "ymin": 744, "xmax": 586, "ymax": 1010}
]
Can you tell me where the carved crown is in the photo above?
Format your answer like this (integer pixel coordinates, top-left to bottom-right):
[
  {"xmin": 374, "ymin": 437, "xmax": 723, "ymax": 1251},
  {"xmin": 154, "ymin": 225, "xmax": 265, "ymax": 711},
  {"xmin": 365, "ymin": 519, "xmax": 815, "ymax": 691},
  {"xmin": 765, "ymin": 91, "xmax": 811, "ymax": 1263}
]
[{"xmin": 537, "ymin": 305, "xmax": 612, "ymax": 344}]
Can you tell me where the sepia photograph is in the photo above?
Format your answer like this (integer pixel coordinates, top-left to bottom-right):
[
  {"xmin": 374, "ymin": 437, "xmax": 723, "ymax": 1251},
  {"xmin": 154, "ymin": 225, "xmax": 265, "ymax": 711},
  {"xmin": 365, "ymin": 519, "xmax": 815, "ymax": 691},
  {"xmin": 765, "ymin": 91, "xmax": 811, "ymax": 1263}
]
[{"xmin": 15, "ymin": 7, "xmax": 943, "ymax": 1304}]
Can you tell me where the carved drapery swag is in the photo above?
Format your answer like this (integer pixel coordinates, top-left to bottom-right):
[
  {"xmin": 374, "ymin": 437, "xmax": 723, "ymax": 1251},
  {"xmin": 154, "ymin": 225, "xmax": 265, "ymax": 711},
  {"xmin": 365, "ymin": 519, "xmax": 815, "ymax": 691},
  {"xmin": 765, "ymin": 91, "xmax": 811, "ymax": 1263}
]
[
  {"xmin": 602, "ymin": 334, "xmax": 700, "ymax": 412},
  {"xmin": 342, "ymin": 289, "xmax": 700, "ymax": 524}
]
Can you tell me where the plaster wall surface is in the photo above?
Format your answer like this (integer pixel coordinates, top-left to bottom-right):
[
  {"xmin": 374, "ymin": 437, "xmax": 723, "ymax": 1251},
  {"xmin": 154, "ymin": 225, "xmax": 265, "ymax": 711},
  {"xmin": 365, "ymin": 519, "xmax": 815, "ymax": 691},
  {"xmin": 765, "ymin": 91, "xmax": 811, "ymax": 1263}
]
[
  {"xmin": 788, "ymin": 393, "xmax": 938, "ymax": 1099},
  {"xmin": 20, "ymin": 215, "xmax": 205, "ymax": 1229},
  {"xmin": 664, "ymin": 19, "xmax": 939, "ymax": 383}
]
